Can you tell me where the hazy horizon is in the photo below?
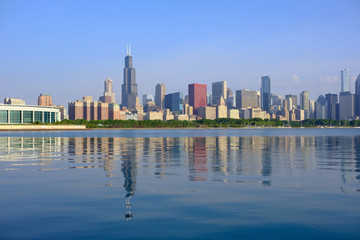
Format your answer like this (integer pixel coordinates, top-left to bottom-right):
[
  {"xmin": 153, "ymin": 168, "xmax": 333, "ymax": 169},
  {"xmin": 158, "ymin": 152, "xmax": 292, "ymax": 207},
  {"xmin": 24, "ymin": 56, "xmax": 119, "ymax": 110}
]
[{"xmin": 1, "ymin": 0, "xmax": 359, "ymax": 107}]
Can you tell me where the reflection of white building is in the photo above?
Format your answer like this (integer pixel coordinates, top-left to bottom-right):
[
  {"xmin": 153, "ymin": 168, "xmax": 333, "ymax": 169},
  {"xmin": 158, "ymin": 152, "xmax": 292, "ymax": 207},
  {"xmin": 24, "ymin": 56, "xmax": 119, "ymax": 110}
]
[{"xmin": 0, "ymin": 104, "xmax": 61, "ymax": 124}]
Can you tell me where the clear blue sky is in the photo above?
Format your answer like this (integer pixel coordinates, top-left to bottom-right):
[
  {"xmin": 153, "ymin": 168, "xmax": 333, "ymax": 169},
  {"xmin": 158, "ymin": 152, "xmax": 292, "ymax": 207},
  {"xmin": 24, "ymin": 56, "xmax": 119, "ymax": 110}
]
[{"xmin": 1, "ymin": 0, "xmax": 359, "ymax": 106}]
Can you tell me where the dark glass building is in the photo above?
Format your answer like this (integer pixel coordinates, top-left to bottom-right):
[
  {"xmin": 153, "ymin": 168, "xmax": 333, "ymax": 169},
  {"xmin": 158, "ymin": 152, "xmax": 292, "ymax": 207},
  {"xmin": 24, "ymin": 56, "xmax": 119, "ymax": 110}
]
[
  {"xmin": 164, "ymin": 92, "xmax": 183, "ymax": 114},
  {"xmin": 261, "ymin": 76, "xmax": 271, "ymax": 113},
  {"xmin": 122, "ymin": 45, "xmax": 138, "ymax": 110}
]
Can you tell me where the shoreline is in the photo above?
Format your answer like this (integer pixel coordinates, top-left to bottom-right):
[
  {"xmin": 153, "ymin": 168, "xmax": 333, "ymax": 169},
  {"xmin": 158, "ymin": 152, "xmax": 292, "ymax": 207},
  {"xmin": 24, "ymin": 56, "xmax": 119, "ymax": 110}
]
[{"xmin": 0, "ymin": 125, "xmax": 359, "ymax": 131}]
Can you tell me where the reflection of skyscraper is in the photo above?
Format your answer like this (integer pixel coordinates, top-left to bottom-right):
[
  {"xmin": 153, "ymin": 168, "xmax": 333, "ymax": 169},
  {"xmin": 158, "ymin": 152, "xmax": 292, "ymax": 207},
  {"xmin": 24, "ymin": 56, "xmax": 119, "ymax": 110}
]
[
  {"xmin": 121, "ymin": 139, "xmax": 138, "ymax": 220},
  {"xmin": 261, "ymin": 76, "xmax": 271, "ymax": 113},
  {"xmin": 122, "ymin": 45, "xmax": 138, "ymax": 110},
  {"xmin": 189, "ymin": 137, "xmax": 207, "ymax": 181}
]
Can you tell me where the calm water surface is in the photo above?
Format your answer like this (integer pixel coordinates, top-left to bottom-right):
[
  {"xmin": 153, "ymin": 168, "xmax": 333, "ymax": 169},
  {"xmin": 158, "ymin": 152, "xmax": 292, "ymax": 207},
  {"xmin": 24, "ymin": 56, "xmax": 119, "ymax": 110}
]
[{"xmin": 0, "ymin": 129, "xmax": 359, "ymax": 239}]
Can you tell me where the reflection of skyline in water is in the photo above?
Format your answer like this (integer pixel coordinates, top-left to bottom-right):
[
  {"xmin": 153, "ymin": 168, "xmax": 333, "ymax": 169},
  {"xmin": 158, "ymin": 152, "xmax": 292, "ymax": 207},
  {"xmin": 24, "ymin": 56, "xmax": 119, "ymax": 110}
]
[{"xmin": 0, "ymin": 135, "xmax": 359, "ymax": 193}]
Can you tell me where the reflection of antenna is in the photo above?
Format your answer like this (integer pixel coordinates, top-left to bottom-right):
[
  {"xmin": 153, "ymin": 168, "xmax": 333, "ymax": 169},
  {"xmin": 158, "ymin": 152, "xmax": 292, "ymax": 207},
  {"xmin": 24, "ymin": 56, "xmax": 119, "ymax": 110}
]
[{"xmin": 125, "ymin": 194, "xmax": 133, "ymax": 220}]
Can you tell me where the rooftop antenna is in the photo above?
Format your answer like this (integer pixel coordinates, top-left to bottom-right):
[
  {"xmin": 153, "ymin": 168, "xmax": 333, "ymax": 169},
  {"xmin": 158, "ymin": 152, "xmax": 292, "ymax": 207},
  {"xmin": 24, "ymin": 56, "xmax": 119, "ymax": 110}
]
[{"xmin": 129, "ymin": 43, "xmax": 131, "ymax": 56}]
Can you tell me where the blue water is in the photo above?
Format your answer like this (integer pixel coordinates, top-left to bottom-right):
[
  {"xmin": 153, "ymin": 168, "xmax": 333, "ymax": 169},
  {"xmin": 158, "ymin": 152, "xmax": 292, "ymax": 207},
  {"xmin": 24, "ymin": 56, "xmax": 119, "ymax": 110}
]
[{"xmin": 0, "ymin": 129, "xmax": 359, "ymax": 239}]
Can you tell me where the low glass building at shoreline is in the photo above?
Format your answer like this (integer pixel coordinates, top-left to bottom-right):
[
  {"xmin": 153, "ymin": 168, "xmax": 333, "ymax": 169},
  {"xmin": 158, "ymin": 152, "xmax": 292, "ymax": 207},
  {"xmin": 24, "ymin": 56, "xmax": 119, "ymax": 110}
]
[{"xmin": 0, "ymin": 104, "xmax": 61, "ymax": 124}]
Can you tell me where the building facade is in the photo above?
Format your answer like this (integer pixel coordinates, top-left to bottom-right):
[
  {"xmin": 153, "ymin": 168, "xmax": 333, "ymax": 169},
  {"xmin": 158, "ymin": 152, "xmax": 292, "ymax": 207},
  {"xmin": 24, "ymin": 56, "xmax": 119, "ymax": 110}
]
[
  {"xmin": 341, "ymin": 68, "xmax": 350, "ymax": 93},
  {"xmin": 188, "ymin": 83, "xmax": 207, "ymax": 114},
  {"xmin": 164, "ymin": 92, "xmax": 183, "ymax": 114},
  {"xmin": 325, "ymin": 93, "xmax": 338, "ymax": 120},
  {"xmin": 99, "ymin": 78, "xmax": 116, "ymax": 103},
  {"xmin": 236, "ymin": 89, "xmax": 258, "ymax": 109},
  {"xmin": 339, "ymin": 91, "xmax": 355, "ymax": 120},
  {"xmin": 155, "ymin": 83, "xmax": 166, "ymax": 110},
  {"xmin": 300, "ymin": 91, "xmax": 310, "ymax": 119},
  {"xmin": 122, "ymin": 45, "xmax": 138, "ymax": 110},
  {"xmin": 260, "ymin": 76, "xmax": 271, "ymax": 113},
  {"xmin": 212, "ymin": 81, "xmax": 227, "ymax": 106},
  {"xmin": 355, "ymin": 74, "xmax": 360, "ymax": 117},
  {"xmin": 0, "ymin": 104, "xmax": 61, "ymax": 124},
  {"xmin": 315, "ymin": 95, "xmax": 327, "ymax": 119},
  {"xmin": 38, "ymin": 94, "xmax": 53, "ymax": 106}
]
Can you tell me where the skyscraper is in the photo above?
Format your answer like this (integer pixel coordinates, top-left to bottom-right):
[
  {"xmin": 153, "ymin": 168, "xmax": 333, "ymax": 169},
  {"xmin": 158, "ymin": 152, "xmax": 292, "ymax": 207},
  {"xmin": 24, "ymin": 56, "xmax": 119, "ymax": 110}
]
[
  {"xmin": 339, "ymin": 91, "xmax": 355, "ymax": 120},
  {"xmin": 355, "ymin": 74, "xmax": 360, "ymax": 117},
  {"xmin": 261, "ymin": 76, "xmax": 271, "ymax": 113},
  {"xmin": 164, "ymin": 92, "xmax": 183, "ymax": 114},
  {"xmin": 189, "ymin": 83, "xmax": 207, "ymax": 114},
  {"xmin": 315, "ymin": 95, "xmax": 327, "ymax": 119},
  {"xmin": 122, "ymin": 45, "xmax": 138, "ymax": 110},
  {"xmin": 285, "ymin": 94, "xmax": 297, "ymax": 109},
  {"xmin": 300, "ymin": 91, "xmax": 309, "ymax": 119},
  {"xmin": 212, "ymin": 81, "xmax": 227, "ymax": 106},
  {"xmin": 325, "ymin": 93, "xmax": 338, "ymax": 120},
  {"xmin": 341, "ymin": 68, "xmax": 350, "ymax": 92},
  {"xmin": 99, "ymin": 78, "xmax": 116, "ymax": 103},
  {"xmin": 155, "ymin": 83, "xmax": 166, "ymax": 110}
]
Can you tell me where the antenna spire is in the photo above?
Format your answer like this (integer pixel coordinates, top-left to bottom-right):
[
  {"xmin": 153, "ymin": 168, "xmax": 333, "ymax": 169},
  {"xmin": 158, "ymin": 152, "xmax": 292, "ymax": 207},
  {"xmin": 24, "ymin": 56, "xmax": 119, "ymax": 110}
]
[{"xmin": 129, "ymin": 44, "xmax": 131, "ymax": 56}]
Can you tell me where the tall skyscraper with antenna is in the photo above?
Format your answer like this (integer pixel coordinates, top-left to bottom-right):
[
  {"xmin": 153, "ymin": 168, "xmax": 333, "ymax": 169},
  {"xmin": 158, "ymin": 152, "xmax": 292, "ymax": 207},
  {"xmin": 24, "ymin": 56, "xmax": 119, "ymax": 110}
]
[{"xmin": 122, "ymin": 45, "xmax": 138, "ymax": 110}]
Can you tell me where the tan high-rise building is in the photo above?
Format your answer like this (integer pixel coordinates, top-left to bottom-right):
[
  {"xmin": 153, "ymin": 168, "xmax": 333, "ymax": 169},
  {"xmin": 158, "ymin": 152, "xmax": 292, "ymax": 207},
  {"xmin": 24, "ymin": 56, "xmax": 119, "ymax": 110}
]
[
  {"xmin": 197, "ymin": 106, "xmax": 216, "ymax": 120},
  {"xmin": 99, "ymin": 78, "xmax": 116, "ymax": 103},
  {"xmin": 38, "ymin": 94, "xmax": 53, "ymax": 106}
]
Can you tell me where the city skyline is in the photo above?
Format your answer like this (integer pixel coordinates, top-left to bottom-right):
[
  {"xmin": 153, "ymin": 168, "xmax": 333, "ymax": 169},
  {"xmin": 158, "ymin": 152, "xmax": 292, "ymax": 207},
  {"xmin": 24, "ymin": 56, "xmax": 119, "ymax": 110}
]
[{"xmin": 0, "ymin": 0, "xmax": 359, "ymax": 107}]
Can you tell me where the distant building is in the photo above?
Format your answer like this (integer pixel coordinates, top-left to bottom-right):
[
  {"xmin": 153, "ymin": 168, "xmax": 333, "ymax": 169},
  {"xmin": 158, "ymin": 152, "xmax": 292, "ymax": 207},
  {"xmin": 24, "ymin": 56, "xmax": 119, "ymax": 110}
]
[
  {"xmin": 226, "ymin": 88, "xmax": 235, "ymax": 109},
  {"xmin": 216, "ymin": 97, "xmax": 227, "ymax": 119},
  {"xmin": 122, "ymin": 45, "xmax": 138, "ymax": 110},
  {"xmin": 285, "ymin": 94, "xmax": 297, "ymax": 109},
  {"xmin": 197, "ymin": 106, "xmax": 216, "ymax": 120},
  {"xmin": 341, "ymin": 68, "xmax": 350, "ymax": 93},
  {"xmin": 4, "ymin": 98, "xmax": 25, "ymax": 105},
  {"xmin": 143, "ymin": 101, "xmax": 157, "ymax": 113},
  {"xmin": 188, "ymin": 83, "xmax": 207, "ymax": 114},
  {"xmin": 144, "ymin": 111, "xmax": 163, "ymax": 120},
  {"xmin": 164, "ymin": 92, "xmax": 183, "ymax": 115},
  {"xmin": 295, "ymin": 109, "xmax": 304, "ymax": 121},
  {"xmin": 155, "ymin": 83, "xmax": 166, "ymax": 110},
  {"xmin": 69, "ymin": 96, "xmax": 115, "ymax": 120},
  {"xmin": 38, "ymin": 94, "xmax": 53, "ymax": 106},
  {"xmin": 325, "ymin": 93, "xmax": 338, "ymax": 120},
  {"xmin": 0, "ymin": 104, "xmax": 61, "ymax": 124},
  {"xmin": 339, "ymin": 91, "xmax": 355, "ymax": 120},
  {"xmin": 227, "ymin": 109, "xmax": 239, "ymax": 119},
  {"xmin": 309, "ymin": 99, "xmax": 315, "ymax": 119},
  {"xmin": 142, "ymin": 94, "xmax": 154, "ymax": 105},
  {"xmin": 315, "ymin": 95, "xmax": 327, "ymax": 119},
  {"xmin": 261, "ymin": 76, "xmax": 271, "ymax": 113},
  {"xmin": 99, "ymin": 78, "xmax": 116, "ymax": 103},
  {"xmin": 212, "ymin": 81, "xmax": 227, "ymax": 105},
  {"xmin": 355, "ymin": 74, "xmax": 360, "ymax": 117},
  {"xmin": 300, "ymin": 91, "xmax": 309, "ymax": 119},
  {"xmin": 236, "ymin": 89, "xmax": 258, "ymax": 109}
]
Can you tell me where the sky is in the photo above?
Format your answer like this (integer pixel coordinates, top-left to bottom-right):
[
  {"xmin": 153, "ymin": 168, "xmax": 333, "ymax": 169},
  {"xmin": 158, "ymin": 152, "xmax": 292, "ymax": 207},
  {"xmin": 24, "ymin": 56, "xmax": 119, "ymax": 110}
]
[{"xmin": 0, "ymin": 0, "xmax": 359, "ymax": 107}]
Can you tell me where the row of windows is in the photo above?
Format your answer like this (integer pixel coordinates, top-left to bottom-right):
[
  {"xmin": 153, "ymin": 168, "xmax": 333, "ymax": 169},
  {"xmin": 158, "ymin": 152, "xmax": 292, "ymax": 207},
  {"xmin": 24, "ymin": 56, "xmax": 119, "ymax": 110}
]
[{"xmin": 0, "ymin": 110, "xmax": 58, "ymax": 124}]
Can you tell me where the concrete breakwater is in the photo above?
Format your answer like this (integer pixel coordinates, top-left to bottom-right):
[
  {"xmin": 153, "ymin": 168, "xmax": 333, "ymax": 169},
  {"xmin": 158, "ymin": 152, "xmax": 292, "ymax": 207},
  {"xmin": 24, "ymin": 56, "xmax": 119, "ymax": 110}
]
[{"xmin": 0, "ymin": 125, "xmax": 87, "ymax": 131}]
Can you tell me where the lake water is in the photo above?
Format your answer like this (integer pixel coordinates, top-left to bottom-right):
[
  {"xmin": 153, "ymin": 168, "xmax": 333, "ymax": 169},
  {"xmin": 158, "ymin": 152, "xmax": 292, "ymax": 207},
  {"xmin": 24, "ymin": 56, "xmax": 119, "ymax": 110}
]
[{"xmin": 0, "ymin": 129, "xmax": 359, "ymax": 239}]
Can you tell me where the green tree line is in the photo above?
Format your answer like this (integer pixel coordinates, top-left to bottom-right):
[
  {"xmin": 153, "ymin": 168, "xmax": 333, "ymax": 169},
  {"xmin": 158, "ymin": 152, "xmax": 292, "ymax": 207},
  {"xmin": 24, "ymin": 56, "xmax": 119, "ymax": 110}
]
[{"xmin": 53, "ymin": 118, "xmax": 360, "ymax": 128}]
